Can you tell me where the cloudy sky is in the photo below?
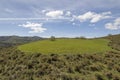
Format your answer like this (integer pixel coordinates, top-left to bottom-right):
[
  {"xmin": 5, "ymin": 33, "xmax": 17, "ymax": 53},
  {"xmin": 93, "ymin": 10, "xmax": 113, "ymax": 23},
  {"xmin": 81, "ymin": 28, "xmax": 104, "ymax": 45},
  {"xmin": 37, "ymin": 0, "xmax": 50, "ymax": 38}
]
[{"xmin": 0, "ymin": 0, "xmax": 120, "ymax": 37}]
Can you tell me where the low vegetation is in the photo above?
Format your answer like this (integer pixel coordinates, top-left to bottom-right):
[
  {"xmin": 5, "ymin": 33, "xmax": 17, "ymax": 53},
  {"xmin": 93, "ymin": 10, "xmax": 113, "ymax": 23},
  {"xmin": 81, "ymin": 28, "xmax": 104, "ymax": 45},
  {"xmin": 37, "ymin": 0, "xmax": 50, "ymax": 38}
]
[
  {"xmin": 18, "ymin": 39, "xmax": 112, "ymax": 54},
  {"xmin": 0, "ymin": 34, "xmax": 120, "ymax": 80},
  {"xmin": 0, "ymin": 48, "xmax": 120, "ymax": 80},
  {"xmin": 107, "ymin": 34, "xmax": 120, "ymax": 51}
]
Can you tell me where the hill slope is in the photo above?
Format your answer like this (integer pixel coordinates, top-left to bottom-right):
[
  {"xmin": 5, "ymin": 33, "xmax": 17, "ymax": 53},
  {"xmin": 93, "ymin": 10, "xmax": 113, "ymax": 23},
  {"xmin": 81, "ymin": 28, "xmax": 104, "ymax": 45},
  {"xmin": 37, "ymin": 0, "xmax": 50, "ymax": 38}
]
[
  {"xmin": 107, "ymin": 34, "xmax": 120, "ymax": 51},
  {"xmin": 18, "ymin": 38, "xmax": 112, "ymax": 54},
  {"xmin": 0, "ymin": 34, "xmax": 120, "ymax": 80},
  {"xmin": 0, "ymin": 36, "xmax": 43, "ymax": 47}
]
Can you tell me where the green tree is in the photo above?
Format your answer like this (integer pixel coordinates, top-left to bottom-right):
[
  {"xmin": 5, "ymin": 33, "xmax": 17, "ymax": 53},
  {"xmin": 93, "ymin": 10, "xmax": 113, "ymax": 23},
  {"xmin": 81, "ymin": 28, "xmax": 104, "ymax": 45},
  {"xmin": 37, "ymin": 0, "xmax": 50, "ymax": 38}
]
[{"xmin": 50, "ymin": 36, "xmax": 56, "ymax": 41}]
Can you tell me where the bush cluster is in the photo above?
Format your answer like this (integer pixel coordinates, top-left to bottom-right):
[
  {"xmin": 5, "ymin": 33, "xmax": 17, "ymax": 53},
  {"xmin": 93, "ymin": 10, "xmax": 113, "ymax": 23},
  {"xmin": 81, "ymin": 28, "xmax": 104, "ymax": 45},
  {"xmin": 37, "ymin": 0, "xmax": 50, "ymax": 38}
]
[
  {"xmin": 107, "ymin": 34, "xmax": 120, "ymax": 51},
  {"xmin": 0, "ymin": 47, "xmax": 120, "ymax": 80}
]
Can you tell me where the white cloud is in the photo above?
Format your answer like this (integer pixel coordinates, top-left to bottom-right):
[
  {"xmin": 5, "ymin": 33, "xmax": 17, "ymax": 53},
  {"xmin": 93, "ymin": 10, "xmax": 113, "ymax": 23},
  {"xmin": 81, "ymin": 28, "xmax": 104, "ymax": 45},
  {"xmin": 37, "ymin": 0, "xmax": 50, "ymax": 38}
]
[
  {"xmin": 0, "ymin": 18, "xmax": 44, "ymax": 20},
  {"xmin": 0, "ymin": 17, "xmax": 70, "ymax": 21},
  {"xmin": 74, "ymin": 11, "xmax": 111, "ymax": 23},
  {"xmin": 72, "ymin": 22, "xmax": 75, "ymax": 25},
  {"xmin": 41, "ymin": 10, "xmax": 48, "ymax": 13},
  {"xmin": 45, "ymin": 10, "xmax": 64, "ymax": 18},
  {"xmin": 65, "ymin": 11, "xmax": 71, "ymax": 16},
  {"xmin": 105, "ymin": 18, "xmax": 120, "ymax": 30},
  {"xmin": 19, "ymin": 22, "xmax": 47, "ymax": 33}
]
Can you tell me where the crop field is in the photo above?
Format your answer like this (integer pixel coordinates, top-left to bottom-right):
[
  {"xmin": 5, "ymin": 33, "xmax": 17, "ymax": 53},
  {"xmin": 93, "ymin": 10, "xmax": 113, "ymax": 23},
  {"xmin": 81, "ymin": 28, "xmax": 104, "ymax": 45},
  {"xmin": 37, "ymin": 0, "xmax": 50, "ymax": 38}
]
[{"xmin": 18, "ymin": 38, "xmax": 112, "ymax": 54}]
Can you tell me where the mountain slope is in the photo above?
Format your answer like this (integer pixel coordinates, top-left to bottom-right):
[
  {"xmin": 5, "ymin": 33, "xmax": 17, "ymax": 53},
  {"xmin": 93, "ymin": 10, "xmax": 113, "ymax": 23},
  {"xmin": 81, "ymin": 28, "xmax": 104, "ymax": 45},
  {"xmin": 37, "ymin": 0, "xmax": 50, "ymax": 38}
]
[{"xmin": 0, "ymin": 36, "xmax": 43, "ymax": 47}]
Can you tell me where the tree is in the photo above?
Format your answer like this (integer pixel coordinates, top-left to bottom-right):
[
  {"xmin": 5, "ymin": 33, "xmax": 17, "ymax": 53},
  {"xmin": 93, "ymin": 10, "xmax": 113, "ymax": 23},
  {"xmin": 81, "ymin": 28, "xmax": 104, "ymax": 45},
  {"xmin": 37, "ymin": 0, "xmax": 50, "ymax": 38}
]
[
  {"xmin": 108, "ymin": 34, "xmax": 112, "ymax": 36},
  {"xmin": 80, "ymin": 36, "xmax": 86, "ymax": 39},
  {"xmin": 50, "ymin": 36, "xmax": 56, "ymax": 41}
]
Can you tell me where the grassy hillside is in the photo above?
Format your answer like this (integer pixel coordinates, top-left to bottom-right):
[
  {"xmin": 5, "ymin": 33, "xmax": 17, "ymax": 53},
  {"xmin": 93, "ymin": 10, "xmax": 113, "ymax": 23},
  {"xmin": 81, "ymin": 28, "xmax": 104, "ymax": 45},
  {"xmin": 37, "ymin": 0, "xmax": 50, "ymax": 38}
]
[
  {"xmin": 18, "ymin": 38, "xmax": 112, "ymax": 54},
  {"xmin": 0, "ymin": 34, "xmax": 120, "ymax": 80}
]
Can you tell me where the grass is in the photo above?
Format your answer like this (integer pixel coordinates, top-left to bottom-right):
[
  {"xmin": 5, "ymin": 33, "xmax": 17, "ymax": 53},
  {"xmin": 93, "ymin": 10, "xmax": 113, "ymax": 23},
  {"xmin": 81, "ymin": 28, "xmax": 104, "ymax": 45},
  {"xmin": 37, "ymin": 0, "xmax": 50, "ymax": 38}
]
[{"xmin": 18, "ymin": 38, "xmax": 112, "ymax": 54}]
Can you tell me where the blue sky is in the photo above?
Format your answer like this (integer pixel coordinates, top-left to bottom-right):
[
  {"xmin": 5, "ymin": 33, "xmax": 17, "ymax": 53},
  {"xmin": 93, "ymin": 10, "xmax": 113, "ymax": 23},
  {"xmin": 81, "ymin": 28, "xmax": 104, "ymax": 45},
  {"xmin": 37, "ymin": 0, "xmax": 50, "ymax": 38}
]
[{"xmin": 0, "ymin": 0, "xmax": 120, "ymax": 38}]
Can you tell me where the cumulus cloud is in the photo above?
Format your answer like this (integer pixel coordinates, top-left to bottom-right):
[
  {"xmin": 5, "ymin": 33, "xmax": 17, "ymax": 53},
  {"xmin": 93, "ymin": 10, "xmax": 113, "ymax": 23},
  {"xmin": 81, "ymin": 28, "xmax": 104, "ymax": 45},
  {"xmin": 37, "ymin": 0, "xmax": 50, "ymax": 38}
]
[
  {"xmin": 74, "ymin": 11, "xmax": 111, "ymax": 23},
  {"xmin": 105, "ymin": 18, "xmax": 120, "ymax": 30},
  {"xmin": 45, "ymin": 10, "xmax": 64, "ymax": 18},
  {"xmin": 19, "ymin": 22, "xmax": 47, "ymax": 33}
]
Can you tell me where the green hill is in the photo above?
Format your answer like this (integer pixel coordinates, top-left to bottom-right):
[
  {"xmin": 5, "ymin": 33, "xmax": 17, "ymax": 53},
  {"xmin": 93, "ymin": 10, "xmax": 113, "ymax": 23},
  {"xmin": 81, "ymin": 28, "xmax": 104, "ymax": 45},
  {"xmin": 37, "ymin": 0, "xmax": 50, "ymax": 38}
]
[
  {"xmin": 0, "ymin": 34, "xmax": 120, "ymax": 80},
  {"xmin": 18, "ymin": 38, "xmax": 112, "ymax": 54}
]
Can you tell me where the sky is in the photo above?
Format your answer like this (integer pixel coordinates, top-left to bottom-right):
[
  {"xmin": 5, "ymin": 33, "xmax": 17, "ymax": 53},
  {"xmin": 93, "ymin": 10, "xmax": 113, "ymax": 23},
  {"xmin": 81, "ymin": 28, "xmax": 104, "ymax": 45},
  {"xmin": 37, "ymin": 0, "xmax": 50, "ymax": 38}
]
[{"xmin": 0, "ymin": 0, "xmax": 120, "ymax": 38}]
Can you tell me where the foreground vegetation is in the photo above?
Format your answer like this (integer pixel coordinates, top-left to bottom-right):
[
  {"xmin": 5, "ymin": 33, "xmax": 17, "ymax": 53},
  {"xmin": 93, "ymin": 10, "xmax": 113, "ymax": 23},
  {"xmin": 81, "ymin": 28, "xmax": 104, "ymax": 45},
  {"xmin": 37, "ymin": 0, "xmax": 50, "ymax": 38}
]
[
  {"xmin": 106, "ymin": 34, "xmax": 120, "ymax": 51},
  {"xmin": 0, "ymin": 34, "xmax": 120, "ymax": 80},
  {"xmin": 18, "ymin": 39, "xmax": 112, "ymax": 54},
  {"xmin": 0, "ymin": 48, "xmax": 120, "ymax": 80}
]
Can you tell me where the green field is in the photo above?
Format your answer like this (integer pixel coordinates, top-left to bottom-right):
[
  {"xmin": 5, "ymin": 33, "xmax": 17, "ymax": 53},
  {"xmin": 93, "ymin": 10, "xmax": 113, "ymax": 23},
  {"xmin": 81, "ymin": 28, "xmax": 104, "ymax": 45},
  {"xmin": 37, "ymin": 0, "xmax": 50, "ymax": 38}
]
[{"xmin": 18, "ymin": 38, "xmax": 112, "ymax": 54}]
